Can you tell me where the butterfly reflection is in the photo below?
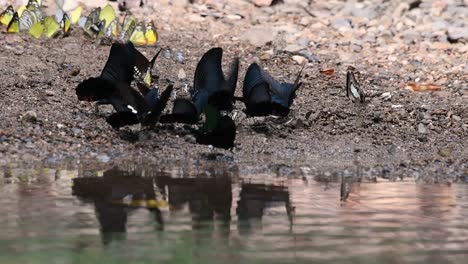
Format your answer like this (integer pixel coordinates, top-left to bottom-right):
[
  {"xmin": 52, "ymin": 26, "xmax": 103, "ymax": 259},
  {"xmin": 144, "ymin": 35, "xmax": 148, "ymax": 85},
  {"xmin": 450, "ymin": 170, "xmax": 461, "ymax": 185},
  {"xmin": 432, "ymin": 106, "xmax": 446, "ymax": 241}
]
[
  {"xmin": 72, "ymin": 168, "xmax": 164, "ymax": 245},
  {"xmin": 155, "ymin": 176, "xmax": 233, "ymax": 231},
  {"xmin": 236, "ymin": 183, "xmax": 293, "ymax": 234}
]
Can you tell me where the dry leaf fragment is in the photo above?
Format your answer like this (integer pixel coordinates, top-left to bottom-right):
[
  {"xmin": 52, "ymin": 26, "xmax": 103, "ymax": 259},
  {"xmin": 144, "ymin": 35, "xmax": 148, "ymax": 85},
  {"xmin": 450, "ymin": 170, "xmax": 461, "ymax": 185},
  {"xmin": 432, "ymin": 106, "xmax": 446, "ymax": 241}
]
[
  {"xmin": 319, "ymin": 68, "xmax": 335, "ymax": 76},
  {"xmin": 405, "ymin": 82, "xmax": 442, "ymax": 92}
]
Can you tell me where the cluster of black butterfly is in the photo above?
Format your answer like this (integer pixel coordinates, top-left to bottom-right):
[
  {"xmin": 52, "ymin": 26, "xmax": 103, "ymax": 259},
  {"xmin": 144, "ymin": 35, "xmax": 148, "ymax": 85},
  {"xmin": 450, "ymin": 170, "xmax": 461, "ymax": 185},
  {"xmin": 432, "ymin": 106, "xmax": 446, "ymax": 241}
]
[
  {"xmin": 75, "ymin": 42, "xmax": 305, "ymax": 149},
  {"xmin": 76, "ymin": 42, "xmax": 365, "ymax": 150}
]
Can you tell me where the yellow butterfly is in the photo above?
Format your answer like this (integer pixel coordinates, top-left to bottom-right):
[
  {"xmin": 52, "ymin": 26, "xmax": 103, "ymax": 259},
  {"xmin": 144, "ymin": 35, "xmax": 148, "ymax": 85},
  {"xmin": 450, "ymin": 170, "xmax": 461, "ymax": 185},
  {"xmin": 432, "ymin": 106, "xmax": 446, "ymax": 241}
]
[
  {"xmin": 7, "ymin": 12, "xmax": 20, "ymax": 33},
  {"xmin": 43, "ymin": 16, "xmax": 60, "ymax": 38},
  {"xmin": 26, "ymin": 0, "xmax": 44, "ymax": 21},
  {"xmin": 130, "ymin": 23, "xmax": 146, "ymax": 46},
  {"xmin": 69, "ymin": 5, "xmax": 82, "ymax": 24},
  {"xmin": 145, "ymin": 21, "xmax": 158, "ymax": 46},
  {"xmin": 122, "ymin": 13, "xmax": 137, "ymax": 32},
  {"xmin": 0, "ymin": 5, "xmax": 14, "ymax": 26},
  {"xmin": 29, "ymin": 21, "xmax": 44, "ymax": 38},
  {"xmin": 120, "ymin": 18, "xmax": 136, "ymax": 42},
  {"xmin": 99, "ymin": 4, "xmax": 116, "ymax": 30}
]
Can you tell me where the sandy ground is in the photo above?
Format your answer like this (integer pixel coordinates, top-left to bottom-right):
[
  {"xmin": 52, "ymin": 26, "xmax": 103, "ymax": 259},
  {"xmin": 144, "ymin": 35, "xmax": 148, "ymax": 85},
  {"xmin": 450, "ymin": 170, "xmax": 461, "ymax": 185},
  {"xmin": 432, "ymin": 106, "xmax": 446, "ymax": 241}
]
[{"xmin": 0, "ymin": 0, "xmax": 467, "ymax": 182}]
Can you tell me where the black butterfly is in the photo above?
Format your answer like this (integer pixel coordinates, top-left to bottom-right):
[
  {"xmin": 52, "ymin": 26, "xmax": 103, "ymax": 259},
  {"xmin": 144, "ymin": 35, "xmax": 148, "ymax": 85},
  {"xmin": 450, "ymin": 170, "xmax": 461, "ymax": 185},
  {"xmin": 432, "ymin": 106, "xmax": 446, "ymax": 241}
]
[
  {"xmin": 196, "ymin": 115, "xmax": 236, "ymax": 150},
  {"xmin": 76, "ymin": 42, "xmax": 171, "ymax": 129},
  {"xmin": 346, "ymin": 70, "xmax": 365, "ymax": 104},
  {"xmin": 160, "ymin": 47, "xmax": 239, "ymax": 124},
  {"xmin": 242, "ymin": 63, "xmax": 304, "ymax": 117}
]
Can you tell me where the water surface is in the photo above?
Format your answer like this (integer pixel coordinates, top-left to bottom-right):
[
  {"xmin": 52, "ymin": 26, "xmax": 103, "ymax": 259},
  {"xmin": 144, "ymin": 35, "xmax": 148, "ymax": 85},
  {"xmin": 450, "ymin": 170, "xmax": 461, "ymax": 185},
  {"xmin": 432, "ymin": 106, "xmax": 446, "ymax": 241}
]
[{"xmin": 1, "ymin": 165, "xmax": 468, "ymax": 263}]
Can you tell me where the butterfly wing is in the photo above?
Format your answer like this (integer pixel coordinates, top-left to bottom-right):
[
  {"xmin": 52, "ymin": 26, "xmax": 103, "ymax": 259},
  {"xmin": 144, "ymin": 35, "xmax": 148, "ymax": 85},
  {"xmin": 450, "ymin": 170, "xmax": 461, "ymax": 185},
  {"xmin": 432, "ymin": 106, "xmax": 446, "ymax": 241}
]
[
  {"xmin": 43, "ymin": 16, "xmax": 60, "ymax": 38},
  {"xmin": 69, "ymin": 5, "xmax": 82, "ymax": 24},
  {"xmin": 346, "ymin": 71, "xmax": 365, "ymax": 103},
  {"xmin": 19, "ymin": 9, "xmax": 35, "ymax": 31},
  {"xmin": 106, "ymin": 112, "xmax": 140, "ymax": 129},
  {"xmin": 83, "ymin": 7, "xmax": 101, "ymax": 37},
  {"xmin": 139, "ymin": 48, "xmax": 161, "ymax": 86},
  {"xmin": 26, "ymin": 0, "xmax": 44, "ymax": 21},
  {"xmin": 0, "ymin": 5, "xmax": 14, "ymax": 26},
  {"xmin": 99, "ymin": 4, "xmax": 116, "ymax": 30},
  {"xmin": 129, "ymin": 23, "xmax": 146, "ymax": 46},
  {"xmin": 61, "ymin": 13, "xmax": 71, "ymax": 34},
  {"xmin": 120, "ymin": 19, "xmax": 135, "ymax": 42},
  {"xmin": 28, "ymin": 21, "xmax": 44, "ymax": 38},
  {"xmin": 242, "ymin": 63, "xmax": 272, "ymax": 116},
  {"xmin": 144, "ymin": 21, "xmax": 158, "ymax": 46},
  {"xmin": 7, "ymin": 12, "xmax": 20, "ymax": 33},
  {"xmin": 100, "ymin": 42, "xmax": 137, "ymax": 84},
  {"xmin": 193, "ymin": 48, "xmax": 224, "ymax": 94},
  {"xmin": 142, "ymin": 84, "xmax": 174, "ymax": 127},
  {"xmin": 197, "ymin": 115, "xmax": 236, "ymax": 149}
]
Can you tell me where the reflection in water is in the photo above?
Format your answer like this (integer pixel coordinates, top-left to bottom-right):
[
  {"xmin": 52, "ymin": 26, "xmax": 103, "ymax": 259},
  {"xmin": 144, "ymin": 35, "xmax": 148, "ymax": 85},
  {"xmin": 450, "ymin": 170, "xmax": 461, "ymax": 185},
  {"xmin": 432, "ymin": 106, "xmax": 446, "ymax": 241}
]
[
  {"xmin": 237, "ymin": 183, "xmax": 292, "ymax": 234},
  {"xmin": 72, "ymin": 168, "xmax": 164, "ymax": 244},
  {"xmin": 2, "ymin": 167, "xmax": 468, "ymax": 263}
]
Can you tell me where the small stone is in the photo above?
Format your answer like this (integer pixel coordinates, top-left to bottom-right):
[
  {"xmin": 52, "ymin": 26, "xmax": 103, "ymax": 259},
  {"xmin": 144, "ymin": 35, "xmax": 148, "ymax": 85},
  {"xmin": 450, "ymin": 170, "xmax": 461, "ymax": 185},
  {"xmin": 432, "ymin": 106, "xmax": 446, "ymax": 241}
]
[
  {"xmin": 97, "ymin": 154, "xmax": 110, "ymax": 163},
  {"xmin": 350, "ymin": 43, "xmax": 363, "ymax": 53},
  {"xmin": 438, "ymin": 147, "xmax": 453, "ymax": 158},
  {"xmin": 184, "ymin": 134, "xmax": 197, "ymax": 144},
  {"xmin": 448, "ymin": 27, "xmax": 468, "ymax": 43},
  {"xmin": 71, "ymin": 128, "xmax": 81, "ymax": 135},
  {"xmin": 163, "ymin": 49, "xmax": 172, "ymax": 59},
  {"xmin": 70, "ymin": 67, "xmax": 81, "ymax": 76},
  {"xmin": 381, "ymin": 92, "xmax": 392, "ymax": 101},
  {"xmin": 417, "ymin": 123, "xmax": 427, "ymax": 134},
  {"xmin": 226, "ymin": 14, "xmax": 242, "ymax": 20},
  {"xmin": 175, "ymin": 52, "xmax": 185, "ymax": 64},
  {"xmin": 331, "ymin": 18, "xmax": 352, "ymax": 31},
  {"xmin": 452, "ymin": 115, "xmax": 461, "ymax": 122},
  {"xmin": 178, "ymin": 68, "xmax": 187, "ymax": 80},
  {"xmin": 292, "ymin": 55, "xmax": 306, "ymax": 65},
  {"xmin": 252, "ymin": 0, "xmax": 275, "ymax": 7},
  {"xmin": 45, "ymin": 90, "xmax": 55, "ymax": 96},
  {"xmin": 22, "ymin": 111, "xmax": 37, "ymax": 122}
]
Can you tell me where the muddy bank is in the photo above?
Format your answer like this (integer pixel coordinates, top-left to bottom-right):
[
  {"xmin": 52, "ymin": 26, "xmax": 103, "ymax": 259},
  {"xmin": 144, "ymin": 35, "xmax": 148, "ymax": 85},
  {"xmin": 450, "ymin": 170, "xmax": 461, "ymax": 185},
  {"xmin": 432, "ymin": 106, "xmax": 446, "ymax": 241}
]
[{"xmin": 0, "ymin": 0, "xmax": 467, "ymax": 182}]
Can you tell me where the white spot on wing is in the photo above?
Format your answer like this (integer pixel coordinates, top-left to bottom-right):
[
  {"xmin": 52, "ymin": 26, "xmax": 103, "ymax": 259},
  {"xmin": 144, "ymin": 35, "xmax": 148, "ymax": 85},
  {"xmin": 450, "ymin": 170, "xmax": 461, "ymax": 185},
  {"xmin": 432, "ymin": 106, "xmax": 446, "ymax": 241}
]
[
  {"xmin": 350, "ymin": 84, "xmax": 360, "ymax": 99},
  {"xmin": 127, "ymin": 105, "xmax": 138, "ymax": 114}
]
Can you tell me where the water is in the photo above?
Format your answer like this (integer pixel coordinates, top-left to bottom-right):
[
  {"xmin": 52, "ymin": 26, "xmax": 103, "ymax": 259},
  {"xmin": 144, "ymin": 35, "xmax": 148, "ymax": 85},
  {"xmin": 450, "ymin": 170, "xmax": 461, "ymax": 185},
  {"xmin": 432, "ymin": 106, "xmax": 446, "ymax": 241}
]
[{"xmin": 1, "ymin": 165, "xmax": 468, "ymax": 263}]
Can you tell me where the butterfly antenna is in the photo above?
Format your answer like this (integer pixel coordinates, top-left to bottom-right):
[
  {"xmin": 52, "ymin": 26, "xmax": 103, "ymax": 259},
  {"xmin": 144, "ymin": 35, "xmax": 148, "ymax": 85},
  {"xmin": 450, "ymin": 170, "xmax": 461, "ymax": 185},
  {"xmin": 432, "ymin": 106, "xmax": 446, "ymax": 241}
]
[
  {"xmin": 149, "ymin": 48, "xmax": 162, "ymax": 69},
  {"xmin": 294, "ymin": 63, "xmax": 306, "ymax": 90}
]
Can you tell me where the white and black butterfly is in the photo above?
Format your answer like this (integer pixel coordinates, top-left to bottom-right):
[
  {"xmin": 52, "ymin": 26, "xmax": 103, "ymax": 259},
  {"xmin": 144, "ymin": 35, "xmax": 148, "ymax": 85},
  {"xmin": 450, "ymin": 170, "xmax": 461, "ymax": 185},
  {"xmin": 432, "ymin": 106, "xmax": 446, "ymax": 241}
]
[{"xmin": 346, "ymin": 70, "xmax": 365, "ymax": 104}]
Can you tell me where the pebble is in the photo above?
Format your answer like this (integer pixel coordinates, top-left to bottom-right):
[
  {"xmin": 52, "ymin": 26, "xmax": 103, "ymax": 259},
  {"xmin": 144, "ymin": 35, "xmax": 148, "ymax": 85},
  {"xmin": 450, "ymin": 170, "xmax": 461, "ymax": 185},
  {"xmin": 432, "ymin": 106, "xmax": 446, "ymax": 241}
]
[
  {"xmin": 292, "ymin": 55, "xmax": 306, "ymax": 65},
  {"xmin": 447, "ymin": 27, "xmax": 468, "ymax": 42},
  {"xmin": 97, "ymin": 154, "xmax": 110, "ymax": 163},
  {"xmin": 417, "ymin": 123, "xmax": 427, "ymax": 134},
  {"xmin": 381, "ymin": 92, "xmax": 392, "ymax": 101},
  {"xmin": 71, "ymin": 128, "xmax": 81, "ymax": 135},
  {"xmin": 163, "ymin": 49, "xmax": 172, "ymax": 59},
  {"xmin": 178, "ymin": 68, "xmax": 187, "ymax": 80},
  {"xmin": 175, "ymin": 52, "xmax": 185, "ymax": 64},
  {"xmin": 438, "ymin": 147, "xmax": 453, "ymax": 158},
  {"xmin": 22, "ymin": 111, "xmax": 37, "ymax": 122},
  {"xmin": 45, "ymin": 90, "xmax": 55, "ymax": 97},
  {"xmin": 184, "ymin": 134, "xmax": 197, "ymax": 144},
  {"xmin": 331, "ymin": 18, "xmax": 352, "ymax": 31}
]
